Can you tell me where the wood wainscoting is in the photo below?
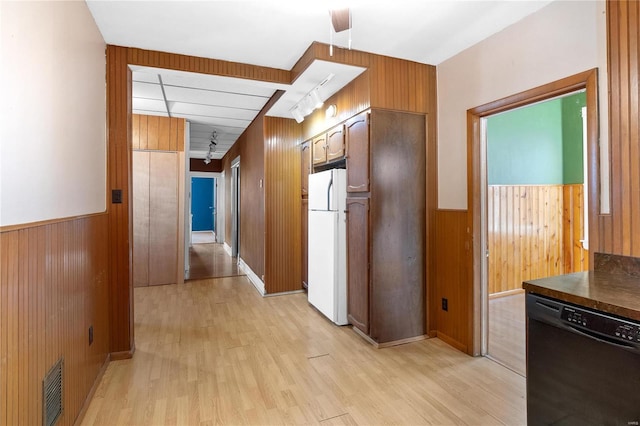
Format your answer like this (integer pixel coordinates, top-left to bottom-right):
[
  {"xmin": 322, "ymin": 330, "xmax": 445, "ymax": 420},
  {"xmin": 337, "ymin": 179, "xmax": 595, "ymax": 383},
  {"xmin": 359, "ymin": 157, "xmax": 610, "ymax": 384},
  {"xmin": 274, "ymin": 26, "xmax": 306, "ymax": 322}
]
[
  {"xmin": 603, "ymin": 0, "xmax": 640, "ymax": 257},
  {"xmin": 0, "ymin": 214, "xmax": 111, "ymax": 426},
  {"xmin": 487, "ymin": 184, "xmax": 588, "ymax": 295},
  {"xmin": 432, "ymin": 209, "xmax": 470, "ymax": 353}
]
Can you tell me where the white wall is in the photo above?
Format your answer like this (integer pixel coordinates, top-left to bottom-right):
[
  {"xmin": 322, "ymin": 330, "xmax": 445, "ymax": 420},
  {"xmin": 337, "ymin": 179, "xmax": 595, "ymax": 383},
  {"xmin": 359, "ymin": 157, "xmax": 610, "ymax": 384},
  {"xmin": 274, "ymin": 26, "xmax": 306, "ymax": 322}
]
[
  {"xmin": 436, "ymin": 0, "xmax": 608, "ymax": 209},
  {"xmin": 1, "ymin": 1, "xmax": 106, "ymax": 226}
]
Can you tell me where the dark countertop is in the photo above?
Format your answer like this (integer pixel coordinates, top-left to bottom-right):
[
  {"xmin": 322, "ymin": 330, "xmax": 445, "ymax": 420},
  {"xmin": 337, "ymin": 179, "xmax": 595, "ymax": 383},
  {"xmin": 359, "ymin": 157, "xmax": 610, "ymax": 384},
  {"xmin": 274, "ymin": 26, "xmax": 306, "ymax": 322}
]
[{"xmin": 523, "ymin": 271, "xmax": 640, "ymax": 321}]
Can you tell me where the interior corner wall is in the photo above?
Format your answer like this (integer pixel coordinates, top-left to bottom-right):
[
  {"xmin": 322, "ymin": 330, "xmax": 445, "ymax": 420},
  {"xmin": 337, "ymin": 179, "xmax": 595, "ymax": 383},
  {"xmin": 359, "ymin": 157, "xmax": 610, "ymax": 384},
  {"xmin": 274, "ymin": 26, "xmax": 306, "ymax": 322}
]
[
  {"xmin": 436, "ymin": 0, "xmax": 605, "ymax": 209},
  {"xmin": 222, "ymin": 115, "xmax": 265, "ymax": 279},
  {"xmin": 0, "ymin": 1, "xmax": 107, "ymax": 226}
]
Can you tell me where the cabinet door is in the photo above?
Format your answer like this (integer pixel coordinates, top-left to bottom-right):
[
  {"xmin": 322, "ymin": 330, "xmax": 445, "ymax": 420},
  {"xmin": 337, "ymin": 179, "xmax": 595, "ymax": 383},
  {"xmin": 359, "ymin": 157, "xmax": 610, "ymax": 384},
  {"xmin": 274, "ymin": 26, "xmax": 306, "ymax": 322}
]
[
  {"xmin": 346, "ymin": 197, "xmax": 369, "ymax": 334},
  {"xmin": 301, "ymin": 199, "xmax": 309, "ymax": 289},
  {"xmin": 345, "ymin": 113, "xmax": 369, "ymax": 193},
  {"xmin": 326, "ymin": 124, "xmax": 345, "ymax": 162},
  {"xmin": 301, "ymin": 141, "xmax": 311, "ymax": 196},
  {"xmin": 312, "ymin": 134, "xmax": 327, "ymax": 165}
]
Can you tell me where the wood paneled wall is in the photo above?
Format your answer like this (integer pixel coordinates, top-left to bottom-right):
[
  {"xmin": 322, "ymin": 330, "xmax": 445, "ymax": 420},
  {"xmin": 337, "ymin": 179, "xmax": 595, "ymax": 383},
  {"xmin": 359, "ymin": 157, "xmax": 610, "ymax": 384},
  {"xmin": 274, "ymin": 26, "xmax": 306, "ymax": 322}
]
[
  {"xmin": 132, "ymin": 114, "xmax": 185, "ymax": 151},
  {"xmin": 0, "ymin": 214, "xmax": 110, "ymax": 426},
  {"xmin": 602, "ymin": 1, "xmax": 640, "ymax": 256},
  {"xmin": 264, "ymin": 117, "xmax": 303, "ymax": 294},
  {"xmin": 563, "ymin": 184, "xmax": 589, "ymax": 273},
  {"xmin": 432, "ymin": 210, "xmax": 470, "ymax": 353},
  {"xmin": 487, "ymin": 184, "xmax": 587, "ymax": 295},
  {"xmin": 106, "ymin": 45, "xmax": 134, "ymax": 355},
  {"xmin": 222, "ymin": 115, "xmax": 265, "ymax": 279}
]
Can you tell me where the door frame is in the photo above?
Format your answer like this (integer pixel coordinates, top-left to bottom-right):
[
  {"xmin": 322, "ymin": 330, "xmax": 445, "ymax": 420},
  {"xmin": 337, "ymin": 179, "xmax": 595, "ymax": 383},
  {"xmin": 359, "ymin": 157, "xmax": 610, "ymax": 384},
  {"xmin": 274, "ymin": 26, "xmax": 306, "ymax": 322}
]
[
  {"xmin": 231, "ymin": 156, "xmax": 240, "ymax": 257},
  {"xmin": 466, "ymin": 69, "xmax": 599, "ymax": 356}
]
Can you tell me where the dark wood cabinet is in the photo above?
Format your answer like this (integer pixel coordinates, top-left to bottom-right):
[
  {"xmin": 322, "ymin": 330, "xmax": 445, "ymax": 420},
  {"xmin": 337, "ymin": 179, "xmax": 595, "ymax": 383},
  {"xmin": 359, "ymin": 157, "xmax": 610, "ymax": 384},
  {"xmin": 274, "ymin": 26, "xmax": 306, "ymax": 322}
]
[
  {"xmin": 326, "ymin": 124, "xmax": 345, "ymax": 163},
  {"xmin": 301, "ymin": 141, "xmax": 311, "ymax": 196},
  {"xmin": 345, "ymin": 113, "xmax": 370, "ymax": 193},
  {"xmin": 345, "ymin": 109, "xmax": 426, "ymax": 345},
  {"xmin": 312, "ymin": 134, "xmax": 327, "ymax": 165},
  {"xmin": 346, "ymin": 197, "xmax": 369, "ymax": 333}
]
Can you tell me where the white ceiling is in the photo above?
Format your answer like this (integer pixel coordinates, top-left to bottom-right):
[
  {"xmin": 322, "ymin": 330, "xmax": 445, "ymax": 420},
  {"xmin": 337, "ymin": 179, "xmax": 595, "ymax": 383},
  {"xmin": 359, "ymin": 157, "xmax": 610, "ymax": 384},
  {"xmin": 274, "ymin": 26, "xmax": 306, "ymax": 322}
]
[{"xmin": 87, "ymin": 0, "xmax": 553, "ymax": 160}]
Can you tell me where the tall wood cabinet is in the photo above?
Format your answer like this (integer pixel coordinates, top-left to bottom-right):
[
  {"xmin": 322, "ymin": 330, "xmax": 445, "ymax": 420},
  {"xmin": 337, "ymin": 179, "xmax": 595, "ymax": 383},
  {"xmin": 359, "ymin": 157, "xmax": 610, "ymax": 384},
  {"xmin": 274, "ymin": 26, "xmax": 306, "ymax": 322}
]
[{"xmin": 345, "ymin": 109, "xmax": 426, "ymax": 345}]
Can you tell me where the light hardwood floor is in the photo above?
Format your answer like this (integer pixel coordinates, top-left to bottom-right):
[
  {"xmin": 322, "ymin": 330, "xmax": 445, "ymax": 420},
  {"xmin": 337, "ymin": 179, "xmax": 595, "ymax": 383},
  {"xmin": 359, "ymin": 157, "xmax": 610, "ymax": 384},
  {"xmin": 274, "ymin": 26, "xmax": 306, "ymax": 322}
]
[
  {"xmin": 81, "ymin": 277, "xmax": 526, "ymax": 425},
  {"xmin": 488, "ymin": 292, "xmax": 526, "ymax": 377},
  {"xmin": 186, "ymin": 243, "xmax": 241, "ymax": 280}
]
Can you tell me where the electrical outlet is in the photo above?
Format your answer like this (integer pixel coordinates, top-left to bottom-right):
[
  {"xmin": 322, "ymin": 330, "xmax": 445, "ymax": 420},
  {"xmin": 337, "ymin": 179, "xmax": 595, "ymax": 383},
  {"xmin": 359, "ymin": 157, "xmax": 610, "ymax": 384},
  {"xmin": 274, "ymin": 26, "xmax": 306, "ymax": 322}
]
[
  {"xmin": 442, "ymin": 298, "xmax": 448, "ymax": 312},
  {"xmin": 88, "ymin": 325, "xmax": 94, "ymax": 345}
]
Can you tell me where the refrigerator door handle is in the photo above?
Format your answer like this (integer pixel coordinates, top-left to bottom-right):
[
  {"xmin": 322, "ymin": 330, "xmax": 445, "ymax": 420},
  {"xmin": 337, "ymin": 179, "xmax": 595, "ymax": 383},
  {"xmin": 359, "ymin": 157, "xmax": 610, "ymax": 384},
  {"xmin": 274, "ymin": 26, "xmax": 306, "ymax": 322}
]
[{"xmin": 327, "ymin": 173, "xmax": 334, "ymax": 211}]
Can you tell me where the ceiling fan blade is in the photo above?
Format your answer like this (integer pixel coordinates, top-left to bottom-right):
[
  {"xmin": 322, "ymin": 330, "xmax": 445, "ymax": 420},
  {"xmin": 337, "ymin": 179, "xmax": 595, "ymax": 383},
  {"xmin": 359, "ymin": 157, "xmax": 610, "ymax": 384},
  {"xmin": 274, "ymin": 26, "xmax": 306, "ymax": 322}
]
[{"xmin": 330, "ymin": 8, "xmax": 351, "ymax": 33}]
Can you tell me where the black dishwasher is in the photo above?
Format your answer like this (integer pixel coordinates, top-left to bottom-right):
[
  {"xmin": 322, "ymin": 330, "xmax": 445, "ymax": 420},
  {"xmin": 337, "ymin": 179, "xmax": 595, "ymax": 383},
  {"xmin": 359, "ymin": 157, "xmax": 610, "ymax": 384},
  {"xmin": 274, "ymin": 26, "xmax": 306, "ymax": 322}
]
[{"xmin": 526, "ymin": 293, "xmax": 640, "ymax": 425}]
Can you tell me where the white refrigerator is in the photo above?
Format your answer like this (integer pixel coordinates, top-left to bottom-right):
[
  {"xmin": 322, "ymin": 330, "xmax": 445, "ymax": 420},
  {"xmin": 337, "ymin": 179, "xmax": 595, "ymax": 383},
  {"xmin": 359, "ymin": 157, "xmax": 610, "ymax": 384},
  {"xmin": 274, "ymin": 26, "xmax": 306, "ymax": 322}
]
[{"xmin": 308, "ymin": 168, "xmax": 348, "ymax": 325}]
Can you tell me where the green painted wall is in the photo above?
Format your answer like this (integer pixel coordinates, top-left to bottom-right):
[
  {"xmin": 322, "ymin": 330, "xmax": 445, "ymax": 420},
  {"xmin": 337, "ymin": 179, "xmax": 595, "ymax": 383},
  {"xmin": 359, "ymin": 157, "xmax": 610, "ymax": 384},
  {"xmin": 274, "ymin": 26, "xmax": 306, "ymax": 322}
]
[
  {"xmin": 562, "ymin": 92, "xmax": 587, "ymax": 184},
  {"xmin": 487, "ymin": 91, "xmax": 585, "ymax": 185}
]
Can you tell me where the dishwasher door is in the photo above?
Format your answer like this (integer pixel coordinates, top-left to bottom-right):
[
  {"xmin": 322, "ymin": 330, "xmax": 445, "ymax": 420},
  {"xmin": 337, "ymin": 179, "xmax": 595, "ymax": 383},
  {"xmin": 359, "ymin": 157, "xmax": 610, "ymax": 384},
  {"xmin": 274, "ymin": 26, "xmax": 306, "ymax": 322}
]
[{"xmin": 526, "ymin": 293, "xmax": 640, "ymax": 425}]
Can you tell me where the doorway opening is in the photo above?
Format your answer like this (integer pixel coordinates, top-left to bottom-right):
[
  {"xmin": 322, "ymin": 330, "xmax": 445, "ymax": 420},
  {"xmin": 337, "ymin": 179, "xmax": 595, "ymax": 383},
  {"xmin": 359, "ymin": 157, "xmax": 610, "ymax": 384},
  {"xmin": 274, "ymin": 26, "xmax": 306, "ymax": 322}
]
[
  {"xmin": 186, "ymin": 171, "xmax": 240, "ymax": 280},
  {"xmin": 467, "ymin": 69, "xmax": 599, "ymax": 358},
  {"xmin": 191, "ymin": 177, "xmax": 216, "ymax": 243},
  {"xmin": 483, "ymin": 90, "xmax": 589, "ymax": 375}
]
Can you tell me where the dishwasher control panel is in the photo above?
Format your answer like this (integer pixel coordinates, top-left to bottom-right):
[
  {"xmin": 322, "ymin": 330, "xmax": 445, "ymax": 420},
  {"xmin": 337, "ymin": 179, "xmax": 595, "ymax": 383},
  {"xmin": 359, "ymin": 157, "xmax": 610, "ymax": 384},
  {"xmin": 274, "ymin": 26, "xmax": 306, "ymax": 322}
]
[{"xmin": 561, "ymin": 306, "xmax": 640, "ymax": 344}]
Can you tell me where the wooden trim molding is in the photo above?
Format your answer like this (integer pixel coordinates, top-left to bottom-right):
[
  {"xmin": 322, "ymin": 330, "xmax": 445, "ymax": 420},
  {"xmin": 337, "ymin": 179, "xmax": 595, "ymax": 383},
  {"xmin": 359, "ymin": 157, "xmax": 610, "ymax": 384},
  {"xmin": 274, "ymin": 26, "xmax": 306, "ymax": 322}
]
[
  {"xmin": 0, "ymin": 211, "xmax": 108, "ymax": 233},
  {"xmin": 466, "ymin": 68, "xmax": 599, "ymax": 356}
]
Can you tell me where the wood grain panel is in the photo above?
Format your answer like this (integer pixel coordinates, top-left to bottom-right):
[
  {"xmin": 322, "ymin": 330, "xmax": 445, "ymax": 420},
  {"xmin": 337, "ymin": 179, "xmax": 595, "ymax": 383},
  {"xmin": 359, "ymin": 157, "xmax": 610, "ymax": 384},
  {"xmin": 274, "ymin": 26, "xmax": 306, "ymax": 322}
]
[
  {"xmin": 127, "ymin": 47, "xmax": 290, "ymax": 85},
  {"xmin": 0, "ymin": 214, "xmax": 110, "ymax": 426},
  {"xmin": 369, "ymin": 110, "xmax": 425, "ymax": 343},
  {"xmin": 603, "ymin": 1, "xmax": 640, "ymax": 257},
  {"xmin": 264, "ymin": 117, "xmax": 303, "ymax": 294},
  {"xmin": 433, "ymin": 210, "xmax": 470, "ymax": 353},
  {"xmin": 132, "ymin": 114, "xmax": 185, "ymax": 152},
  {"xmin": 148, "ymin": 152, "xmax": 179, "ymax": 286},
  {"xmin": 487, "ymin": 184, "xmax": 588, "ymax": 295},
  {"xmin": 133, "ymin": 151, "xmax": 150, "ymax": 287},
  {"xmin": 346, "ymin": 197, "xmax": 369, "ymax": 334},
  {"xmin": 106, "ymin": 45, "xmax": 133, "ymax": 354},
  {"xmin": 221, "ymin": 115, "xmax": 265, "ymax": 280}
]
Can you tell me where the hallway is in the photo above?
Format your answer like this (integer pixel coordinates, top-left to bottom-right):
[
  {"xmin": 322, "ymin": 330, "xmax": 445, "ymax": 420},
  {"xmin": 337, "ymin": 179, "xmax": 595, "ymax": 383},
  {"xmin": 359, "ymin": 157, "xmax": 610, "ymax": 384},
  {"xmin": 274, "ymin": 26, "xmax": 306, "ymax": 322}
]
[
  {"xmin": 186, "ymin": 242, "xmax": 242, "ymax": 280},
  {"xmin": 81, "ymin": 276, "xmax": 525, "ymax": 425}
]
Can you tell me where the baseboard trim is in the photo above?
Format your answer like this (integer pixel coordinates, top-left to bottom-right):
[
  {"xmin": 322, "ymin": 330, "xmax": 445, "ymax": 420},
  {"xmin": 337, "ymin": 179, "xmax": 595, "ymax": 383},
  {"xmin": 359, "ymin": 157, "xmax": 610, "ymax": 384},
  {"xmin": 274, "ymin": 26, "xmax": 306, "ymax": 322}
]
[
  {"xmin": 223, "ymin": 242, "xmax": 232, "ymax": 256},
  {"xmin": 436, "ymin": 332, "xmax": 468, "ymax": 353},
  {"xmin": 238, "ymin": 257, "xmax": 265, "ymax": 296},
  {"xmin": 73, "ymin": 353, "xmax": 110, "ymax": 426},
  {"xmin": 376, "ymin": 334, "xmax": 428, "ymax": 349},
  {"xmin": 110, "ymin": 345, "xmax": 135, "ymax": 361},
  {"xmin": 351, "ymin": 327, "xmax": 427, "ymax": 349},
  {"xmin": 263, "ymin": 289, "xmax": 304, "ymax": 298},
  {"xmin": 489, "ymin": 288, "xmax": 525, "ymax": 299}
]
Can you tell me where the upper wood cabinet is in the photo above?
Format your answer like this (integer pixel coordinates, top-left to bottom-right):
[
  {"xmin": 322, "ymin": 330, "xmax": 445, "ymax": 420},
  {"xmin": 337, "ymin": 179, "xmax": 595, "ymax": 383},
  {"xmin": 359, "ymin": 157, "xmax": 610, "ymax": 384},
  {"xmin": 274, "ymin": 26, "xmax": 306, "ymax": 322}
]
[
  {"xmin": 312, "ymin": 134, "xmax": 327, "ymax": 165},
  {"xmin": 301, "ymin": 141, "xmax": 311, "ymax": 196},
  {"xmin": 345, "ymin": 112, "xmax": 370, "ymax": 193},
  {"xmin": 326, "ymin": 124, "xmax": 345, "ymax": 162}
]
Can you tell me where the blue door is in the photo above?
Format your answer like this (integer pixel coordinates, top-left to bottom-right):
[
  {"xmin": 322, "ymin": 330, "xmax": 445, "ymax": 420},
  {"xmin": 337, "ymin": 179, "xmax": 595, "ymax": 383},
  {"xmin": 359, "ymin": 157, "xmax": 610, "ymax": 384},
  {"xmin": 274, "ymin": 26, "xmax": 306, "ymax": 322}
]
[{"xmin": 191, "ymin": 177, "xmax": 215, "ymax": 231}]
